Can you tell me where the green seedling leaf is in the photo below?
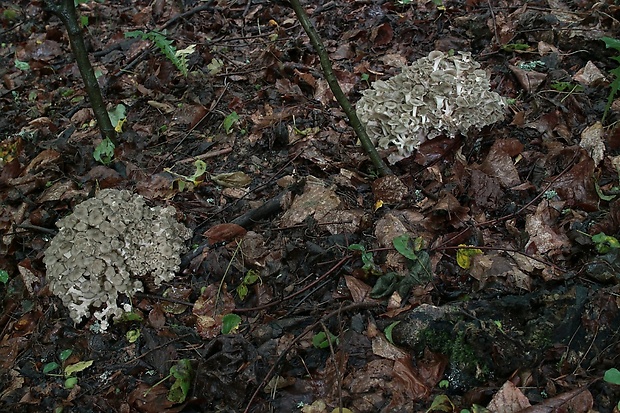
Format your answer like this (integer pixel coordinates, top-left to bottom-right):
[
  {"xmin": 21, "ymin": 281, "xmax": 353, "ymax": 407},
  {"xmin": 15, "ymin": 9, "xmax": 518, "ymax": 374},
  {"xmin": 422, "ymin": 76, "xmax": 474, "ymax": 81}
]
[
  {"xmin": 59, "ymin": 349, "xmax": 73, "ymax": 362},
  {"xmin": 349, "ymin": 243, "xmax": 381, "ymax": 275},
  {"xmin": 456, "ymin": 245, "xmax": 484, "ymax": 269},
  {"xmin": 14, "ymin": 59, "xmax": 30, "ymax": 71},
  {"xmin": 190, "ymin": 160, "xmax": 207, "ymax": 183},
  {"xmin": 64, "ymin": 360, "xmax": 93, "ymax": 377},
  {"xmin": 126, "ymin": 329, "xmax": 140, "ymax": 343},
  {"xmin": 43, "ymin": 362, "xmax": 60, "ymax": 374},
  {"xmin": 393, "ymin": 234, "xmax": 418, "ymax": 260},
  {"xmin": 605, "ymin": 368, "xmax": 620, "ymax": 385},
  {"xmin": 384, "ymin": 321, "xmax": 400, "ymax": 344},
  {"xmin": 312, "ymin": 331, "xmax": 338, "ymax": 349},
  {"xmin": 439, "ymin": 379, "xmax": 449, "ymax": 389},
  {"xmin": 223, "ymin": 111, "xmax": 240, "ymax": 134},
  {"xmin": 107, "ymin": 104, "xmax": 126, "ymax": 132},
  {"xmin": 236, "ymin": 283, "xmax": 249, "ymax": 300},
  {"xmin": 243, "ymin": 270, "xmax": 260, "ymax": 285},
  {"xmin": 93, "ymin": 137, "xmax": 115, "ymax": 165},
  {"xmin": 550, "ymin": 81, "xmax": 584, "ymax": 93},
  {"xmin": 592, "ymin": 232, "xmax": 620, "ymax": 254},
  {"xmin": 168, "ymin": 359, "xmax": 192, "ymax": 404},
  {"xmin": 64, "ymin": 376, "xmax": 78, "ymax": 389},
  {"xmin": 221, "ymin": 313, "xmax": 242, "ymax": 334},
  {"xmin": 348, "ymin": 244, "xmax": 365, "ymax": 252},
  {"xmin": 408, "ymin": 250, "xmax": 433, "ymax": 285},
  {"xmin": 0, "ymin": 269, "xmax": 8, "ymax": 284}
]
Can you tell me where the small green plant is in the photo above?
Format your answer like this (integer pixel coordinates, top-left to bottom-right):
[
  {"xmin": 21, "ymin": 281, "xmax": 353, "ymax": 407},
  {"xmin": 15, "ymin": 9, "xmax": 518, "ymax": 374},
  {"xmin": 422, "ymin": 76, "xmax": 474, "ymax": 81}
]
[
  {"xmin": 221, "ymin": 313, "xmax": 242, "ymax": 334},
  {"xmin": 236, "ymin": 269, "xmax": 261, "ymax": 300},
  {"xmin": 591, "ymin": 232, "xmax": 620, "ymax": 254},
  {"xmin": 312, "ymin": 330, "xmax": 339, "ymax": 349},
  {"xmin": 14, "ymin": 59, "xmax": 30, "ymax": 71},
  {"xmin": 601, "ymin": 37, "xmax": 620, "ymax": 122},
  {"xmin": 93, "ymin": 137, "xmax": 115, "ymax": 165},
  {"xmin": 164, "ymin": 159, "xmax": 207, "ymax": 192},
  {"xmin": 348, "ymin": 243, "xmax": 381, "ymax": 275},
  {"xmin": 550, "ymin": 81, "xmax": 584, "ymax": 93},
  {"xmin": 144, "ymin": 359, "xmax": 192, "ymax": 404},
  {"xmin": 518, "ymin": 60, "xmax": 545, "ymax": 71},
  {"xmin": 44, "ymin": 349, "xmax": 93, "ymax": 389},
  {"xmin": 125, "ymin": 30, "xmax": 195, "ymax": 76},
  {"xmin": 222, "ymin": 111, "xmax": 240, "ymax": 134},
  {"xmin": 0, "ymin": 269, "xmax": 8, "ymax": 284},
  {"xmin": 604, "ymin": 368, "xmax": 620, "ymax": 384}
]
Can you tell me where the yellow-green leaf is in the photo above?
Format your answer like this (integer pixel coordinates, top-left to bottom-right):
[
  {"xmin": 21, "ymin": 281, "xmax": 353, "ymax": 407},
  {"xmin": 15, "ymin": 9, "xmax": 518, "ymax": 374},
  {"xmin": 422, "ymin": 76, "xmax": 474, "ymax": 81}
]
[
  {"xmin": 456, "ymin": 245, "xmax": 483, "ymax": 269},
  {"xmin": 64, "ymin": 360, "xmax": 93, "ymax": 377}
]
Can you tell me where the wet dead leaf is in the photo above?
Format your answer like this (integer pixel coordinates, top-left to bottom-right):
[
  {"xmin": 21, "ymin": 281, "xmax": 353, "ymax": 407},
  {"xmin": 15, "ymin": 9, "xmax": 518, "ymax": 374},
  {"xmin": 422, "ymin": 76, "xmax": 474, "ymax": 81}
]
[
  {"xmin": 211, "ymin": 171, "xmax": 252, "ymax": 188},
  {"xmin": 580, "ymin": 122, "xmax": 605, "ymax": 165},
  {"xmin": 393, "ymin": 357, "xmax": 431, "ymax": 400},
  {"xmin": 371, "ymin": 334, "xmax": 408, "ymax": 361},
  {"xmin": 487, "ymin": 380, "xmax": 531, "ymax": 413},
  {"xmin": 508, "ymin": 65, "xmax": 547, "ymax": 93},
  {"xmin": 549, "ymin": 156, "xmax": 598, "ymax": 211},
  {"xmin": 344, "ymin": 275, "xmax": 374, "ymax": 303},
  {"xmin": 481, "ymin": 139, "xmax": 521, "ymax": 188},
  {"xmin": 372, "ymin": 175, "xmax": 408, "ymax": 205},
  {"xmin": 192, "ymin": 284, "xmax": 236, "ymax": 339},
  {"xmin": 203, "ymin": 223, "xmax": 247, "ymax": 244},
  {"xmin": 518, "ymin": 386, "xmax": 592, "ymax": 413},
  {"xmin": 374, "ymin": 212, "xmax": 409, "ymax": 248},
  {"xmin": 280, "ymin": 176, "xmax": 341, "ymax": 227},
  {"xmin": 525, "ymin": 202, "xmax": 571, "ymax": 255},
  {"xmin": 573, "ymin": 61, "xmax": 606, "ymax": 86}
]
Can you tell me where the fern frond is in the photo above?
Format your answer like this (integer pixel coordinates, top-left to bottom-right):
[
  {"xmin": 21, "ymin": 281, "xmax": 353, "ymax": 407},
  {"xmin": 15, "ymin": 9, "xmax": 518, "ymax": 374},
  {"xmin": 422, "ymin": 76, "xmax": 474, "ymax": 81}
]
[{"xmin": 125, "ymin": 30, "xmax": 193, "ymax": 76}]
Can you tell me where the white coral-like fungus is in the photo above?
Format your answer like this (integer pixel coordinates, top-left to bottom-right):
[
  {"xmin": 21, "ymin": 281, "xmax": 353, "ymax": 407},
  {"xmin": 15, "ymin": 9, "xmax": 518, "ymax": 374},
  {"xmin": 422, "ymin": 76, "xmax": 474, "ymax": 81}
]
[
  {"xmin": 44, "ymin": 189, "xmax": 192, "ymax": 330},
  {"xmin": 356, "ymin": 51, "xmax": 506, "ymax": 163}
]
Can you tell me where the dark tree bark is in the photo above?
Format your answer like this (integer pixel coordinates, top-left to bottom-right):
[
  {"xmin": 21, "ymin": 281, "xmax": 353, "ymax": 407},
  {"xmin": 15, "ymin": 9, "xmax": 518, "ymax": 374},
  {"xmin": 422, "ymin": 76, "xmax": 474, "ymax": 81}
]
[
  {"xmin": 287, "ymin": 0, "xmax": 393, "ymax": 177},
  {"xmin": 45, "ymin": 0, "xmax": 118, "ymax": 145}
]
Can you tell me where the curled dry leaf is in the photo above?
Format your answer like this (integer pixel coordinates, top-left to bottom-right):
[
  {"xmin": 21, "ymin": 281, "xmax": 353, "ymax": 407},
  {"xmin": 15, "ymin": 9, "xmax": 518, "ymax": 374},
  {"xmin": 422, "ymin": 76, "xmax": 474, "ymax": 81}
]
[
  {"xmin": 203, "ymin": 223, "xmax": 247, "ymax": 244},
  {"xmin": 211, "ymin": 171, "xmax": 252, "ymax": 188}
]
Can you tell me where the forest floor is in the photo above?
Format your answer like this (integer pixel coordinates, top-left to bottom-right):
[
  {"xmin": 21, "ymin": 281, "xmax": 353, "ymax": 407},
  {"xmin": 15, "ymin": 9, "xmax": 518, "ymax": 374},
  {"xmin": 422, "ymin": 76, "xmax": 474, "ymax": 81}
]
[{"xmin": 2, "ymin": 0, "xmax": 620, "ymax": 412}]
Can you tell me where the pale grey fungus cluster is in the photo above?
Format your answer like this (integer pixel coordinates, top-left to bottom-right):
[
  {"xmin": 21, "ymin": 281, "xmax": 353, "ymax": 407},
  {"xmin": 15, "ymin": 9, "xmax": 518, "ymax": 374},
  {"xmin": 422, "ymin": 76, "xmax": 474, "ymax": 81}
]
[
  {"xmin": 356, "ymin": 51, "xmax": 506, "ymax": 163},
  {"xmin": 43, "ymin": 189, "xmax": 192, "ymax": 330}
]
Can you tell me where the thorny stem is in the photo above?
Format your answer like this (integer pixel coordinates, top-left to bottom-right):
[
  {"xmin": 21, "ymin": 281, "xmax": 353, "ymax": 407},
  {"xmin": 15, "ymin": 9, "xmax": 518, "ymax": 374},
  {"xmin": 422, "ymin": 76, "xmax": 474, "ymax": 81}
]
[{"xmin": 288, "ymin": 0, "xmax": 393, "ymax": 177}]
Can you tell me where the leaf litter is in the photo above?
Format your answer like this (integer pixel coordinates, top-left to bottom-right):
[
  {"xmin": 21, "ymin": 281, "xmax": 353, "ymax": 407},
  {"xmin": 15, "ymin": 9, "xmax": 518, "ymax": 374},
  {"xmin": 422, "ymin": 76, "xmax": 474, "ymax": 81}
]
[{"xmin": 2, "ymin": 0, "xmax": 620, "ymax": 412}]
